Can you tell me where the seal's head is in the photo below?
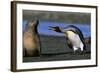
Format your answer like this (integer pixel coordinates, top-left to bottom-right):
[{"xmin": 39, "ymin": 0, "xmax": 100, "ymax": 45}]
[{"xmin": 28, "ymin": 19, "xmax": 39, "ymax": 27}]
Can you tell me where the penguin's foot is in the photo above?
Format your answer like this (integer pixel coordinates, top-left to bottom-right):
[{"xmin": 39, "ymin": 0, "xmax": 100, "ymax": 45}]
[
  {"xmin": 73, "ymin": 50, "xmax": 80, "ymax": 55},
  {"xmin": 71, "ymin": 50, "xmax": 84, "ymax": 55}
]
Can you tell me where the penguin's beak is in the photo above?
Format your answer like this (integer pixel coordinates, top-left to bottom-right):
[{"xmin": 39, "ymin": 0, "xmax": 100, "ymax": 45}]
[
  {"xmin": 49, "ymin": 26, "xmax": 56, "ymax": 30},
  {"xmin": 49, "ymin": 26, "xmax": 62, "ymax": 33}
]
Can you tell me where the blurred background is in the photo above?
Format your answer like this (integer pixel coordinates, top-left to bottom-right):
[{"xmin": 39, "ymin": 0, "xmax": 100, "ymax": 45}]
[{"xmin": 23, "ymin": 10, "xmax": 91, "ymax": 37}]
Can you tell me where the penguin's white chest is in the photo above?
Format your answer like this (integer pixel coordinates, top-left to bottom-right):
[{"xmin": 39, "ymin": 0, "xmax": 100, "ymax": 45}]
[{"xmin": 65, "ymin": 31, "xmax": 83, "ymax": 49}]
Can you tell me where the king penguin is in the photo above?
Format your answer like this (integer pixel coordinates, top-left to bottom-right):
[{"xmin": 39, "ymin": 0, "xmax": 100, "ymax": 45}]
[{"xmin": 49, "ymin": 25, "xmax": 86, "ymax": 54}]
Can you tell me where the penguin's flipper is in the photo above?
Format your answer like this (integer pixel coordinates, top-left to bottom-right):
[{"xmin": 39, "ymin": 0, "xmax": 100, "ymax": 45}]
[{"xmin": 66, "ymin": 38, "xmax": 73, "ymax": 49}]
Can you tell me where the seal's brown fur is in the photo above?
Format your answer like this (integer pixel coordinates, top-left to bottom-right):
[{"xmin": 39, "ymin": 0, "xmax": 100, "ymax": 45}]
[{"xmin": 23, "ymin": 20, "xmax": 40, "ymax": 57}]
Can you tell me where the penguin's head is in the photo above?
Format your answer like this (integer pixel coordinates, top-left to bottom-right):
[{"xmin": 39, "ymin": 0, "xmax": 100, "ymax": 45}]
[{"xmin": 49, "ymin": 26, "xmax": 62, "ymax": 33}]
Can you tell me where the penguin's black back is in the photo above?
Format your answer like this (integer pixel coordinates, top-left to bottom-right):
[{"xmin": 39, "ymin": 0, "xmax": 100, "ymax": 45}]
[
  {"xmin": 65, "ymin": 25, "xmax": 86, "ymax": 50},
  {"xmin": 65, "ymin": 25, "xmax": 84, "ymax": 40}
]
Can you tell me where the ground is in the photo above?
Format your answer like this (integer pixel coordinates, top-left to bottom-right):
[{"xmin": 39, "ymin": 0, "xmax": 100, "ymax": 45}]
[{"xmin": 23, "ymin": 35, "xmax": 91, "ymax": 62}]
